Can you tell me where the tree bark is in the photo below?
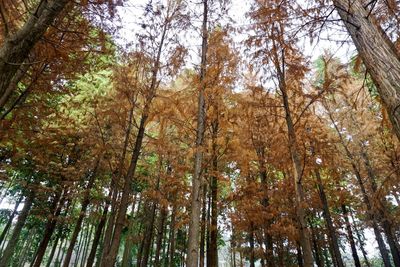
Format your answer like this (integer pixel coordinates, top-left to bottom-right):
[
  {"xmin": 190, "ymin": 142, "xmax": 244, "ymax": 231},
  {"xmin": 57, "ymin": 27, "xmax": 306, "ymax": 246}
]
[
  {"xmin": 186, "ymin": 1, "xmax": 208, "ymax": 266},
  {"xmin": 199, "ymin": 184, "xmax": 207, "ymax": 267},
  {"xmin": 32, "ymin": 188, "xmax": 65, "ymax": 267},
  {"xmin": 209, "ymin": 119, "xmax": 219, "ymax": 267},
  {"xmin": 0, "ymin": 0, "xmax": 69, "ymax": 101},
  {"xmin": 314, "ymin": 169, "xmax": 344, "ymax": 267},
  {"xmin": 276, "ymin": 49, "xmax": 314, "ymax": 267},
  {"xmin": 341, "ymin": 205, "xmax": 362, "ymax": 267},
  {"xmin": 86, "ymin": 202, "xmax": 109, "ymax": 267},
  {"xmin": 332, "ymin": 0, "xmax": 400, "ymax": 139},
  {"xmin": 326, "ymin": 109, "xmax": 392, "ymax": 267},
  {"xmin": 154, "ymin": 207, "xmax": 167, "ymax": 267},
  {"xmin": 168, "ymin": 203, "xmax": 177, "ymax": 267},
  {"xmin": 63, "ymin": 161, "xmax": 99, "ymax": 267}
]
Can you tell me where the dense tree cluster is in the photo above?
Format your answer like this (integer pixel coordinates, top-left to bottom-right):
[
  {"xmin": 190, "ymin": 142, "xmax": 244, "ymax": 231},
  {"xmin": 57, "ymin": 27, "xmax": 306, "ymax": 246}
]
[{"xmin": 0, "ymin": 0, "xmax": 400, "ymax": 266}]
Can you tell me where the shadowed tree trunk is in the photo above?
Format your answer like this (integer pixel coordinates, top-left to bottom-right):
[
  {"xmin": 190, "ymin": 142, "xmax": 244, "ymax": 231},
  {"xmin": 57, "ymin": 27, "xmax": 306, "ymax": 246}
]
[
  {"xmin": 186, "ymin": 1, "xmax": 208, "ymax": 266},
  {"xmin": 32, "ymin": 188, "xmax": 66, "ymax": 267},
  {"xmin": 0, "ymin": 195, "xmax": 22, "ymax": 247},
  {"xmin": 0, "ymin": 0, "xmax": 69, "ymax": 104},
  {"xmin": 314, "ymin": 169, "xmax": 344, "ymax": 267},
  {"xmin": 63, "ymin": 160, "xmax": 100, "ymax": 267},
  {"xmin": 341, "ymin": 205, "xmax": 362, "ymax": 267},
  {"xmin": 332, "ymin": 0, "xmax": 400, "ymax": 140},
  {"xmin": 326, "ymin": 108, "xmax": 392, "ymax": 267}
]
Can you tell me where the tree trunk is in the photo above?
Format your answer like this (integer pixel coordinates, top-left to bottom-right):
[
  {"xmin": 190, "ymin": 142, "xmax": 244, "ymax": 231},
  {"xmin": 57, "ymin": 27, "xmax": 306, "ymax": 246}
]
[
  {"xmin": 63, "ymin": 162, "xmax": 98, "ymax": 267},
  {"xmin": 326, "ymin": 108, "xmax": 392, "ymax": 267},
  {"xmin": 86, "ymin": 202, "xmax": 109, "ymax": 267},
  {"xmin": 249, "ymin": 224, "xmax": 255, "ymax": 267},
  {"xmin": 168, "ymin": 203, "xmax": 177, "ymax": 267},
  {"xmin": 341, "ymin": 205, "xmax": 361, "ymax": 267},
  {"xmin": 32, "ymin": 189, "xmax": 65, "ymax": 267},
  {"xmin": 332, "ymin": 0, "xmax": 400, "ymax": 139},
  {"xmin": 0, "ymin": 0, "xmax": 69, "ymax": 101},
  {"xmin": 0, "ymin": 192, "xmax": 34, "ymax": 267},
  {"xmin": 314, "ymin": 169, "xmax": 344, "ymax": 267},
  {"xmin": 154, "ymin": 208, "xmax": 167, "ymax": 267},
  {"xmin": 361, "ymin": 149, "xmax": 400, "ymax": 266},
  {"xmin": 186, "ymin": 1, "xmax": 208, "ymax": 266},
  {"xmin": 121, "ymin": 195, "xmax": 140, "ymax": 267},
  {"xmin": 46, "ymin": 234, "xmax": 60, "ymax": 267},
  {"xmin": 199, "ymin": 184, "xmax": 207, "ymax": 267},
  {"xmin": 209, "ymin": 119, "xmax": 219, "ymax": 267},
  {"xmin": 277, "ymin": 50, "xmax": 314, "ymax": 267},
  {"xmin": 0, "ymin": 195, "xmax": 22, "ymax": 247}
]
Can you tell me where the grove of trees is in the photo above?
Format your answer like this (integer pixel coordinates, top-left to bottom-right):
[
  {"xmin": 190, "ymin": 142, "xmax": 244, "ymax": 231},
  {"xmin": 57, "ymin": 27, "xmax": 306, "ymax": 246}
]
[{"xmin": 0, "ymin": 0, "xmax": 400, "ymax": 266}]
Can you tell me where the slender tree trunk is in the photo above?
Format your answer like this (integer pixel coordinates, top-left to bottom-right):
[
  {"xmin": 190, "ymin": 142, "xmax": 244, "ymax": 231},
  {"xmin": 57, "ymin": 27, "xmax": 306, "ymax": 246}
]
[
  {"xmin": 0, "ymin": 196, "xmax": 22, "ymax": 247},
  {"xmin": 0, "ymin": 0, "xmax": 69, "ymax": 102},
  {"xmin": 32, "ymin": 189, "xmax": 65, "ymax": 267},
  {"xmin": 199, "ymin": 184, "xmax": 207, "ymax": 267},
  {"xmin": 352, "ymin": 217, "xmax": 372, "ymax": 267},
  {"xmin": 80, "ymin": 221, "xmax": 93, "ymax": 267},
  {"xmin": 361, "ymin": 149, "xmax": 400, "ymax": 266},
  {"xmin": 332, "ymin": 0, "xmax": 400, "ymax": 139},
  {"xmin": 186, "ymin": 1, "xmax": 208, "ymax": 266},
  {"xmin": 63, "ymin": 165, "xmax": 98, "ymax": 267},
  {"xmin": 277, "ymin": 51, "xmax": 314, "ymax": 266},
  {"xmin": 326, "ymin": 108, "xmax": 392, "ymax": 267},
  {"xmin": 99, "ymin": 11, "xmax": 169, "ymax": 265},
  {"xmin": 0, "ymin": 192, "xmax": 34, "ymax": 267},
  {"xmin": 341, "ymin": 205, "xmax": 362, "ymax": 267},
  {"xmin": 314, "ymin": 169, "xmax": 344, "ymax": 267},
  {"xmin": 46, "ymin": 234, "xmax": 60, "ymax": 267},
  {"xmin": 86, "ymin": 202, "xmax": 109, "ymax": 267},
  {"xmin": 17, "ymin": 227, "xmax": 35, "ymax": 267},
  {"xmin": 168, "ymin": 204, "xmax": 177, "ymax": 267},
  {"xmin": 154, "ymin": 208, "xmax": 167, "ymax": 267},
  {"xmin": 249, "ymin": 225, "xmax": 255, "ymax": 267},
  {"xmin": 55, "ymin": 238, "xmax": 66, "ymax": 267},
  {"xmin": 296, "ymin": 242, "xmax": 304, "ymax": 267},
  {"xmin": 209, "ymin": 119, "xmax": 219, "ymax": 267},
  {"xmin": 121, "ymin": 196, "xmax": 140, "ymax": 267},
  {"xmin": 309, "ymin": 221, "xmax": 323, "ymax": 267}
]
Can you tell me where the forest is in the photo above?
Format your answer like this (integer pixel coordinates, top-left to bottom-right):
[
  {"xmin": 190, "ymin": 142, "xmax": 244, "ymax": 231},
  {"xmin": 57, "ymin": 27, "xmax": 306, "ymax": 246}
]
[{"xmin": 0, "ymin": 0, "xmax": 400, "ymax": 266}]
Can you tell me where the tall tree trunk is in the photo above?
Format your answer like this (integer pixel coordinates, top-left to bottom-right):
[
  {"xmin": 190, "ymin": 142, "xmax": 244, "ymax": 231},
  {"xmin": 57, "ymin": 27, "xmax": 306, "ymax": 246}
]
[
  {"xmin": 350, "ymin": 209, "xmax": 372, "ymax": 267},
  {"xmin": 341, "ymin": 205, "xmax": 362, "ymax": 267},
  {"xmin": 199, "ymin": 184, "xmax": 207, "ymax": 267},
  {"xmin": 276, "ymin": 48, "xmax": 314, "ymax": 266},
  {"xmin": 121, "ymin": 195, "xmax": 140, "ymax": 267},
  {"xmin": 326, "ymin": 109, "xmax": 392, "ymax": 267},
  {"xmin": 209, "ymin": 119, "xmax": 219, "ymax": 267},
  {"xmin": 168, "ymin": 203, "xmax": 177, "ymax": 267},
  {"xmin": 0, "ymin": 0, "xmax": 69, "ymax": 102},
  {"xmin": 86, "ymin": 202, "xmax": 109, "ymax": 267},
  {"xmin": 32, "ymin": 188, "xmax": 65, "ymax": 267},
  {"xmin": 63, "ymin": 161, "xmax": 99, "ymax": 267},
  {"xmin": 46, "ymin": 234, "xmax": 60, "ymax": 267},
  {"xmin": 332, "ymin": 0, "xmax": 400, "ymax": 140},
  {"xmin": 249, "ymin": 224, "xmax": 255, "ymax": 267},
  {"xmin": 0, "ymin": 195, "xmax": 22, "ymax": 247},
  {"xmin": 255, "ymin": 145, "xmax": 273, "ymax": 267},
  {"xmin": 0, "ymin": 192, "xmax": 34, "ymax": 267},
  {"xmin": 186, "ymin": 1, "xmax": 208, "ymax": 266},
  {"xmin": 154, "ymin": 208, "xmax": 167, "ymax": 267},
  {"xmin": 99, "ymin": 10, "xmax": 169, "ymax": 265},
  {"xmin": 309, "ymin": 221, "xmax": 323, "ymax": 267},
  {"xmin": 314, "ymin": 169, "xmax": 344, "ymax": 267},
  {"xmin": 361, "ymin": 149, "xmax": 400, "ymax": 266}
]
